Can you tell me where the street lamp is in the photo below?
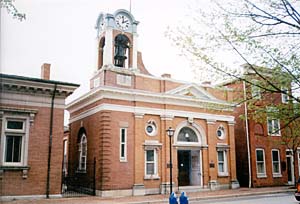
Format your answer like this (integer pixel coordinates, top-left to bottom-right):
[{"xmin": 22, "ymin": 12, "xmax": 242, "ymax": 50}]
[{"xmin": 166, "ymin": 127, "xmax": 175, "ymax": 194}]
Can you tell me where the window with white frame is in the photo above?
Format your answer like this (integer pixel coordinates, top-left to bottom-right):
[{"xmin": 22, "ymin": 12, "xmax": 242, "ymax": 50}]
[
  {"xmin": 1, "ymin": 117, "xmax": 29, "ymax": 167},
  {"xmin": 251, "ymin": 83, "xmax": 261, "ymax": 99},
  {"xmin": 298, "ymin": 151, "xmax": 300, "ymax": 177},
  {"xmin": 217, "ymin": 150, "xmax": 228, "ymax": 176},
  {"xmin": 120, "ymin": 128, "xmax": 127, "ymax": 161},
  {"xmin": 271, "ymin": 149, "xmax": 281, "ymax": 177},
  {"xmin": 145, "ymin": 149, "xmax": 158, "ymax": 178},
  {"xmin": 78, "ymin": 133, "xmax": 87, "ymax": 171},
  {"xmin": 281, "ymin": 87, "xmax": 289, "ymax": 103},
  {"xmin": 256, "ymin": 149, "xmax": 266, "ymax": 178},
  {"xmin": 267, "ymin": 118, "xmax": 281, "ymax": 136}
]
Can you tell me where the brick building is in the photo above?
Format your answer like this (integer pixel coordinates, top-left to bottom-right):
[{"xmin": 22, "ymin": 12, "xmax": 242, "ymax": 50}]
[
  {"xmin": 224, "ymin": 66, "xmax": 299, "ymax": 187},
  {"xmin": 0, "ymin": 64, "xmax": 79, "ymax": 199},
  {"xmin": 67, "ymin": 9, "xmax": 239, "ymax": 197}
]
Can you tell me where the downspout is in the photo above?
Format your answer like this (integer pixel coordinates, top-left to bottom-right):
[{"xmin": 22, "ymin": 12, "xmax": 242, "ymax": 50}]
[
  {"xmin": 243, "ymin": 81, "xmax": 252, "ymax": 188},
  {"xmin": 46, "ymin": 83, "xmax": 57, "ymax": 198}
]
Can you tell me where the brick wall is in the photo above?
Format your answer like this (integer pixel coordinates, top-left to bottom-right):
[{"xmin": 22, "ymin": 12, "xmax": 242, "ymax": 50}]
[{"xmin": 1, "ymin": 106, "xmax": 64, "ymax": 196}]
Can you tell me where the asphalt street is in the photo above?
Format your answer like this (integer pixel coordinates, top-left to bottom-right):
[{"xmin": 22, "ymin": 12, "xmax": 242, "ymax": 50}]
[{"xmin": 191, "ymin": 192, "xmax": 296, "ymax": 204}]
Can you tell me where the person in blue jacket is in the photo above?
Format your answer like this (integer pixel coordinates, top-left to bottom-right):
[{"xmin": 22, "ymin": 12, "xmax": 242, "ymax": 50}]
[
  {"xmin": 179, "ymin": 191, "xmax": 189, "ymax": 204},
  {"xmin": 169, "ymin": 192, "xmax": 178, "ymax": 204}
]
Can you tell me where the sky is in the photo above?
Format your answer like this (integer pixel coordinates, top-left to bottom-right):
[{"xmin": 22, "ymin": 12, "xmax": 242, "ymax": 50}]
[{"xmin": 0, "ymin": 0, "xmax": 204, "ymax": 102}]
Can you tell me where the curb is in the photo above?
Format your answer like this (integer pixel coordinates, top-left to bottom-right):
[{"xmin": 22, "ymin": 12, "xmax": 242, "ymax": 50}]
[{"xmin": 127, "ymin": 188, "xmax": 295, "ymax": 204}]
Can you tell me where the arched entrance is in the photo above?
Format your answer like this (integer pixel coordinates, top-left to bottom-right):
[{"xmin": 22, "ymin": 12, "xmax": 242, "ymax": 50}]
[{"xmin": 174, "ymin": 123, "xmax": 206, "ymax": 187}]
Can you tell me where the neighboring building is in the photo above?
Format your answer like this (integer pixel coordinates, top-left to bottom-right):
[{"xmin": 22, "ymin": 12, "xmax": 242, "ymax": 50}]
[
  {"xmin": 224, "ymin": 66, "xmax": 299, "ymax": 187},
  {"xmin": 66, "ymin": 9, "xmax": 239, "ymax": 197},
  {"xmin": 0, "ymin": 64, "xmax": 79, "ymax": 199}
]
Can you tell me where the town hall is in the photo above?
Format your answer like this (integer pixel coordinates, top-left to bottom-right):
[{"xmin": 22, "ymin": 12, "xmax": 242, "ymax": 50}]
[{"xmin": 66, "ymin": 9, "xmax": 239, "ymax": 197}]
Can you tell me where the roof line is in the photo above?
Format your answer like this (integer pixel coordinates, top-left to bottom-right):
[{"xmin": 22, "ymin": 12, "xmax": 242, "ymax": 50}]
[{"xmin": 0, "ymin": 73, "xmax": 80, "ymax": 87}]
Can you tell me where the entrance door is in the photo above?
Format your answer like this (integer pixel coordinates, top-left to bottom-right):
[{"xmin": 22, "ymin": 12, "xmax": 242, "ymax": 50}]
[
  {"xmin": 190, "ymin": 150, "xmax": 201, "ymax": 186},
  {"xmin": 178, "ymin": 150, "xmax": 190, "ymax": 186},
  {"xmin": 286, "ymin": 152, "xmax": 294, "ymax": 185}
]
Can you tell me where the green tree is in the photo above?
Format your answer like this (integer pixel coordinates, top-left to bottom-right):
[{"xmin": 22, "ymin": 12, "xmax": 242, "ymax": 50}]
[
  {"xmin": 1, "ymin": 0, "xmax": 25, "ymax": 21},
  {"xmin": 167, "ymin": 0, "xmax": 300, "ymax": 186}
]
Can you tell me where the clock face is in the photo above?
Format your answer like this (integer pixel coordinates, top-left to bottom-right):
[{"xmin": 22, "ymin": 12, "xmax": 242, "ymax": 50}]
[{"xmin": 115, "ymin": 14, "xmax": 130, "ymax": 31}]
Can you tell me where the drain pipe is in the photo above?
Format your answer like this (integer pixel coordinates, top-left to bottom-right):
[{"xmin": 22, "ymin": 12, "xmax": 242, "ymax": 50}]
[
  {"xmin": 243, "ymin": 81, "xmax": 252, "ymax": 188},
  {"xmin": 46, "ymin": 83, "xmax": 57, "ymax": 198}
]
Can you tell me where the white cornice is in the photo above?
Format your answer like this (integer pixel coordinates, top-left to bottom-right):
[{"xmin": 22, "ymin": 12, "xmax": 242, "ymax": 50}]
[
  {"xmin": 67, "ymin": 86, "xmax": 235, "ymax": 113},
  {"xmin": 0, "ymin": 92, "xmax": 66, "ymax": 109},
  {"xmin": 69, "ymin": 103, "xmax": 235, "ymax": 124},
  {"xmin": 1, "ymin": 76, "xmax": 78, "ymax": 97}
]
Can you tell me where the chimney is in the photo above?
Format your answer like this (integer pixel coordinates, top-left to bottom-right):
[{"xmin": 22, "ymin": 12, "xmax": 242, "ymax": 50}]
[
  {"xmin": 41, "ymin": 63, "xmax": 51, "ymax": 80},
  {"xmin": 161, "ymin": 73, "xmax": 171, "ymax": 78}
]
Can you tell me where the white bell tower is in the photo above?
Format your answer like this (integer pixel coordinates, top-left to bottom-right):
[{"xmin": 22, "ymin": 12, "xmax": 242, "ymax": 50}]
[{"xmin": 95, "ymin": 9, "xmax": 139, "ymax": 71}]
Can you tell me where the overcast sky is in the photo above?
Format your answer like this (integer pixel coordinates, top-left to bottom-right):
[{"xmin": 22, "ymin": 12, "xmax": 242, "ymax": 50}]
[{"xmin": 1, "ymin": 0, "xmax": 207, "ymax": 102}]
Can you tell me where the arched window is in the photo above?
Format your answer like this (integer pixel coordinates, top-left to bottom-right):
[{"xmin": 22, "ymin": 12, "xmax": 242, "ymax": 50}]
[
  {"xmin": 114, "ymin": 34, "xmax": 130, "ymax": 68},
  {"xmin": 178, "ymin": 127, "xmax": 198, "ymax": 142},
  {"xmin": 254, "ymin": 123, "xmax": 264, "ymax": 136},
  {"xmin": 78, "ymin": 133, "xmax": 87, "ymax": 171}
]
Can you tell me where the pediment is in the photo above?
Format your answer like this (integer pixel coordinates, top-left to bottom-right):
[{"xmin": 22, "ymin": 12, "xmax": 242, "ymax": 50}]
[{"xmin": 166, "ymin": 84, "xmax": 217, "ymax": 100}]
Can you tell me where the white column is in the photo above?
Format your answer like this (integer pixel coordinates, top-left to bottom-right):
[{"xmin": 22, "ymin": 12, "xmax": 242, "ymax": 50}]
[
  {"xmin": 94, "ymin": 37, "xmax": 100, "ymax": 70},
  {"xmin": 132, "ymin": 33, "xmax": 138, "ymax": 70},
  {"xmin": 103, "ymin": 28, "xmax": 113, "ymax": 66}
]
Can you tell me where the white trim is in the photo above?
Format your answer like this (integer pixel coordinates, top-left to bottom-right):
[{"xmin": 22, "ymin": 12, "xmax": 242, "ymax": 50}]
[
  {"xmin": 1, "ymin": 92, "xmax": 66, "ymax": 108},
  {"xmin": 144, "ymin": 149, "xmax": 158, "ymax": 178},
  {"xmin": 120, "ymin": 128, "xmax": 127, "ymax": 162},
  {"xmin": 1, "ymin": 114, "xmax": 30, "ymax": 167},
  {"xmin": 103, "ymin": 28, "xmax": 113, "ymax": 65},
  {"xmin": 281, "ymin": 87, "xmax": 289, "ymax": 103},
  {"xmin": 216, "ymin": 125, "xmax": 226, "ymax": 140},
  {"xmin": 174, "ymin": 121, "xmax": 207, "ymax": 146},
  {"xmin": 67, "ymin": 85, "xmax": 234, "ymax": 113},
  {"xmin": 145, "ymin": 120, "xmax": 157, "ymax": 137},
  {"xmin": 132, "ymin": 33, "xmax": 138, "ymax": 69},
  {"xmin": 267, "ymin": 118, "xmax": 281, "ymax": 136},
  {"xmin": 256, "ymin": 148, "xmax": 267, "ymax": 178},
  {"xmin": 166, "ymin": 83, "xmax": 218, "ymax": 100},
  {"xmin": 271, "ymin": 149, "xmax": 282, "ymax": 177},
  {"xmin": 217, "ymin": 149, "xmax": 229, "ymax": 176},
  {"xmin": 78, "ymin": 134, "xmax": 87, "ymax": 171},
  {"xmin": 286, "ymin": 149, "xmax": 295, "ymax": 184},
  {"xmin": 69, "ymin": 103, "xmax": 235, "ymax": 124}
]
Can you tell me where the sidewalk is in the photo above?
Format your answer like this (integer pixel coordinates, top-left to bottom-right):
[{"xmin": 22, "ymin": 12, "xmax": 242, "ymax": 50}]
[{"xmin": 1, "ymin": 186, "xmax": 295, "ymax": 204}]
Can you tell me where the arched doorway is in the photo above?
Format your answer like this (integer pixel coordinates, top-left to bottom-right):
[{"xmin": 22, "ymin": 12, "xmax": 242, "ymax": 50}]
[{"xmin": 175, "ymin": 124, "xmax": 205, "ymax": 187}]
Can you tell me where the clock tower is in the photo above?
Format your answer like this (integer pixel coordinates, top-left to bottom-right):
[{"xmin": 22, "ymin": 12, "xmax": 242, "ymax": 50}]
[{"xmin": 95, "ymin": 9, "xmax": 139, "ymax": 71}]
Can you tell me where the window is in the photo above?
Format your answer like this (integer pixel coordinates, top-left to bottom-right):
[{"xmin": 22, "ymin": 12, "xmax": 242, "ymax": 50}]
[
  {"xmin": 1, "ymin": 117, "xmax": 29, "ymax": 167},
  {"xmin": 217, "ymin": 150, "xmax": 228, "ymax": 176},
  {"xmin": 251, "ymin": 83, "xmax": 261, "ymax": 99},
  {"xmin": 178, "ymin": 127, "xmax": 198, "ymax": 142},
  {"xmin": 145, "ymin": 120, "xmax": 157, "ymax": 136},
  {"xmin": 272, "ymin": 149, "xmax": 281, "ymax": 177},
  {"xmin": 120, "ymin": 128, "xmax": 127, "ymax": 161},
  {"xmin": 267, "ymin": 118, "xmax": 281, "ymax": 136},
  {"xmin": 145, "ymin": 149, "xmax": 158, "ymax": 178},
  {"xmin": 216, "ymin": 126, "xmax": 226, "ymax": 140},
  {"xmin": 78, "ymin": 134, "xmax": 87, "ymax": 171},
  {"xmin": 281, "ymin": 88, "xmax": 289, "ymax": 103},
  {"xmin": 256, "ymin": 149, "xmax": 266, "ymax": 178}
]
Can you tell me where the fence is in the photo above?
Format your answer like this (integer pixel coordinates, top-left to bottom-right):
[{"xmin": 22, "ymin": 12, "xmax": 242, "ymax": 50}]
[{"xmin": 61, "ymin": 158, "xmax": 96, "ymax": 197}]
